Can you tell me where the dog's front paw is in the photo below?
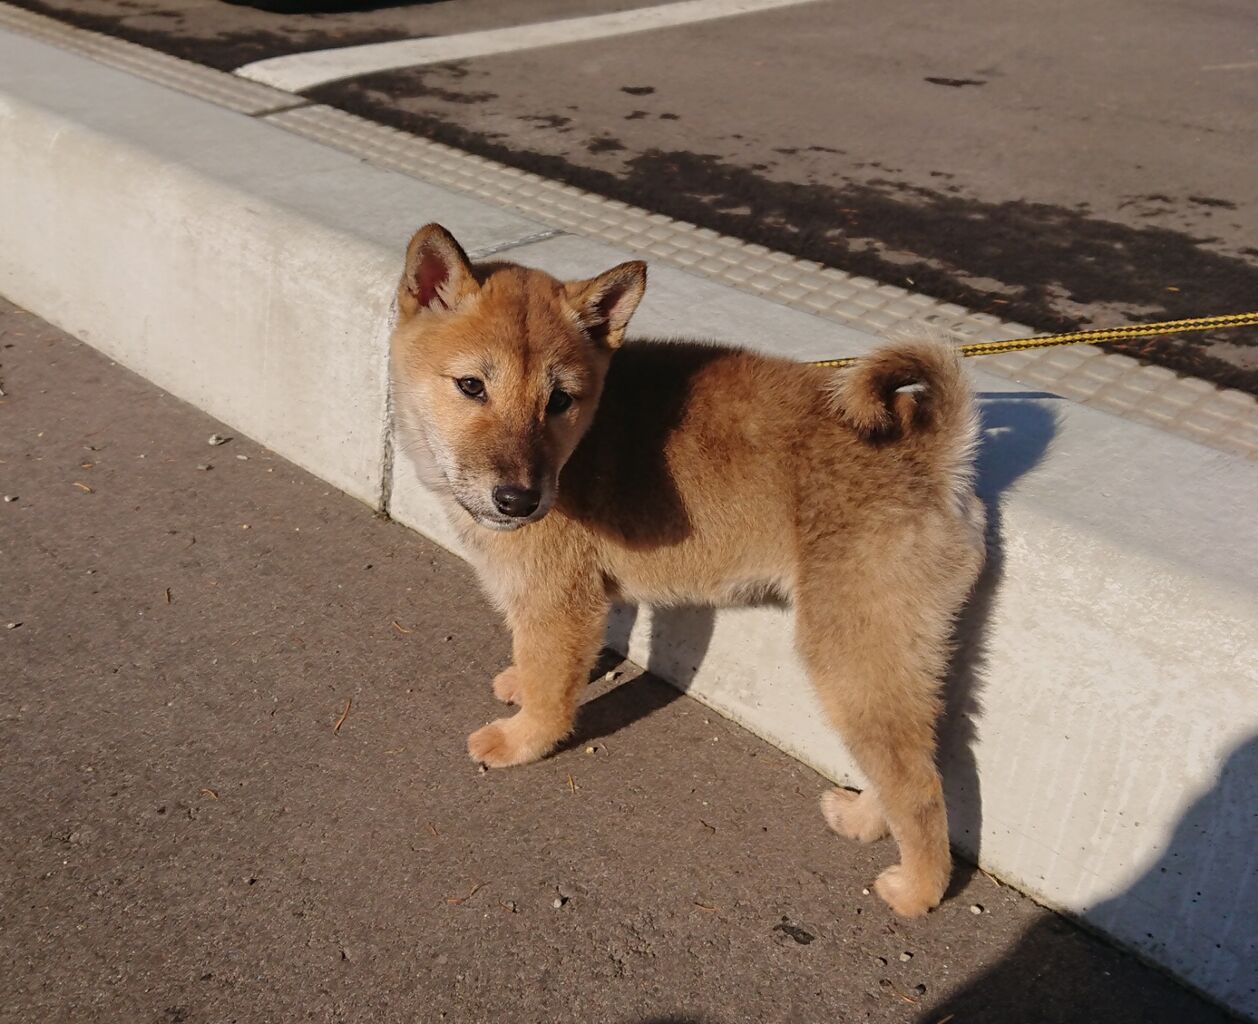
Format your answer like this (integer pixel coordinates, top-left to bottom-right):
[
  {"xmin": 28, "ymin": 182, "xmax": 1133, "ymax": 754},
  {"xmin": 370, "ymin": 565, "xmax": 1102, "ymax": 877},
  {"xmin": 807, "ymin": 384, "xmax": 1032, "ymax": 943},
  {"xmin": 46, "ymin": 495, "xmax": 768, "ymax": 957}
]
[
  {"xmin": 821, "ymin": 788, "xmax": 889, "ymax": 843},
  {"xmin": 491, "ymin": 667, "xmax": 523, "ymax": 704},
  {"xmin": 467, "ymin": 714, "xmax": 559, "ymax": 768},
  {"xmin": 872, "ymin": 864, "xmax": 945, "ymax": 918}
]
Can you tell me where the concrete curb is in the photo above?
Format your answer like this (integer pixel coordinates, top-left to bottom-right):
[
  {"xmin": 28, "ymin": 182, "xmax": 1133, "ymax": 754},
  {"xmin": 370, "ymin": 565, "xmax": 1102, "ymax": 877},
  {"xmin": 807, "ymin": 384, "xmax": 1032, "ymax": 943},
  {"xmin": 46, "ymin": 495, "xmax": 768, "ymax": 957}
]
[{"xmin": 2, "ymin": 29, "xmax": 1255, "ymax": 1017}]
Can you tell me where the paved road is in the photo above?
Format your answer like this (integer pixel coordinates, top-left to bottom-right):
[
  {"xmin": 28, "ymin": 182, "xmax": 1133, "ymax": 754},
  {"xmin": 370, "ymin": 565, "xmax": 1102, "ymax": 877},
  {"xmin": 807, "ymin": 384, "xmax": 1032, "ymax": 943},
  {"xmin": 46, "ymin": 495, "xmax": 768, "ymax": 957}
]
[
  {"xmin": 0, "ymin": 299, "xmax": 1235, "ymax": 1021},
  {"xmin": 8, "ymin": 0, "xmax": 1258, "ymax": 393}
]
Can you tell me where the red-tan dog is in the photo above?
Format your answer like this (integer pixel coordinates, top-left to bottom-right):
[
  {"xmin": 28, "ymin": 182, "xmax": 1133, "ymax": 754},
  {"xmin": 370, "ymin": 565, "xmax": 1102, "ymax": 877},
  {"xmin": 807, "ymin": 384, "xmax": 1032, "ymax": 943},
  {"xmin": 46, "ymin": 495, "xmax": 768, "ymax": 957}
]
[{"xmin": 390, "ymin": 223, "xmax": 985, "ymax": 916}]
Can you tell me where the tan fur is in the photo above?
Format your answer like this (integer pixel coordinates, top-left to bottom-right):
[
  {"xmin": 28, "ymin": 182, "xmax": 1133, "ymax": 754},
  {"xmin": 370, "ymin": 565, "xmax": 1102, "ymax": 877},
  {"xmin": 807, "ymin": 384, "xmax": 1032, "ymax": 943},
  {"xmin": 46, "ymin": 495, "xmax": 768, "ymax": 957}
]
[{"xmin": 390, "ymin": 224, "xmax": 986, "ymax": 917}]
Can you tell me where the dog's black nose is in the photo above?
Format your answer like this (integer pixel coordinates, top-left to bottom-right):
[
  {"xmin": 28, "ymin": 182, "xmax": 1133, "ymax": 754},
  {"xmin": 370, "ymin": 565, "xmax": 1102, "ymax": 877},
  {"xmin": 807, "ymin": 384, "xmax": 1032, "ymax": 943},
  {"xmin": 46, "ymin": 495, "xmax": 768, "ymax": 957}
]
[{"xmin": 492, "ymin": 484, "xmax": 540, "ymax": 518}]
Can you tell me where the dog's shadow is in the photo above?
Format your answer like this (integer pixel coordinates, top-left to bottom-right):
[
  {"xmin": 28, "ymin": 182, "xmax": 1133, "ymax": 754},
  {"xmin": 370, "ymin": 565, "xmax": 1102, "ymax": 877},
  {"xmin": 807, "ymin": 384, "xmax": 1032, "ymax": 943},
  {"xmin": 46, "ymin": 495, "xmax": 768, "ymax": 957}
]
[
  {"xmin": 567, "ymin": 391, "xmax": 1060, "ymax": 883},
  {"xmin": 564, "ymin": 603, "xmax": 716, "ymax": 749},
  {"xmin": 940, "ymin": 392, "xmax": 1060, "ymax": 890}
]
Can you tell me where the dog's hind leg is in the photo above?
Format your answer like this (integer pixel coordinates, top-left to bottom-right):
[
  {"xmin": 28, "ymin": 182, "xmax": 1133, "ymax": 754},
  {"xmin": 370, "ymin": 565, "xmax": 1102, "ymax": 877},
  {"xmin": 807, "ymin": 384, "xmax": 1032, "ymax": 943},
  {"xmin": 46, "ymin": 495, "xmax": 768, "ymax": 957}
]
[
  {"xmin": 468, "ymin": 580, "xmax": 608, "ymax": 769},
  {"xmin": 795, "ymin": 572, "xmax": 959, "ymax": 917},
  {"xmin": 821, "ymin": 787, "xmax": 889, "ymax": 843}
]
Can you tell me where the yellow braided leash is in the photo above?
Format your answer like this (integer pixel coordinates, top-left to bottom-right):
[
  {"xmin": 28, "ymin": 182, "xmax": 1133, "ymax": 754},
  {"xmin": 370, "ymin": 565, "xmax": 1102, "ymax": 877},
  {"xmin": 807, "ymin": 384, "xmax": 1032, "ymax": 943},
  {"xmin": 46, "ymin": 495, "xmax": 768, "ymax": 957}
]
[{"xmin": 809, "ymin": 310, "xmax": 1258, "ymax": 369}]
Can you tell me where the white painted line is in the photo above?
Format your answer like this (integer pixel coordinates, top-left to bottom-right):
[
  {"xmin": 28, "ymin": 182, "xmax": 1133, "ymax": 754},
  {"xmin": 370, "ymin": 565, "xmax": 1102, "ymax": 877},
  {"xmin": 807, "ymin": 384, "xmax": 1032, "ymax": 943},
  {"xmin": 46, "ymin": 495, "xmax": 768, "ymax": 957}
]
[{"xmin": 234, "ymin": 0, "xmax": 821, "ymax": 92}]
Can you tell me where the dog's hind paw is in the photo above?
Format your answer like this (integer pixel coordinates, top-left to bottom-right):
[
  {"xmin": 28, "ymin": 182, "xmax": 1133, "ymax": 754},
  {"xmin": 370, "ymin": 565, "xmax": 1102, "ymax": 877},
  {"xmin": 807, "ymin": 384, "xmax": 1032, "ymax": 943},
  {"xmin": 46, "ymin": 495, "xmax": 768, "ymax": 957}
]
[
  {"xmin": 872, "ymin": 864, "xmax": 944, "ymax": 918},
  {"xmin": 491, "ymin": 666, "xmax": 522, "ymax": 704},
  {"xmin": 821, "ymin": 788, "xmax": 889, "ymax": 843}
]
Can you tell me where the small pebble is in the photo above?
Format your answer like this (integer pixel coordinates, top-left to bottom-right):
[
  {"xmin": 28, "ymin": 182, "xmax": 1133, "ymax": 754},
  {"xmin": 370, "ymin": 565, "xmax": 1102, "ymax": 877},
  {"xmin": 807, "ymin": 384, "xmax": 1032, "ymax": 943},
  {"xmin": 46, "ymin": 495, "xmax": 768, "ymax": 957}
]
[
  {"xmin": 196, "ymin": 464, "xmax": 212, "ymax": 472},
  {"xmin": 208, "ymin": 433, "xmax": 231, "ymax": 446},
  {"xmin": 477, "ymin": 764, "xmax": 487, "ymax": 774},
  {"xmin": 235, "ymin": 454, "xmax": 249, "ymax": 461},
  {"xmin": 3, "ymin": 495, "xmax": 17, "ymax": 502},
  {"xmin": 861, "ymin": 887, "xmax": 870, "ymax": 895},
  {"xmin": 914, "ymin": 983, "xmax": 927, "ymax": 996},
  {"xmin": 552, "ymin": 897, "xmax": 565, "ymax": 909},
  {"xmin": 584, "ymin": 746, "xmax": 596, "ymax": 754},
  {"xmin": 5, "ymin": 622, "xmax": 21, "ymax": 630},
  {"xmin": 899, "ymin": 951, "xmax": 913, "ymax": 962},
  {"xmin": 970, "ymin": 904, "xmax": 984, "ymax": 915}
]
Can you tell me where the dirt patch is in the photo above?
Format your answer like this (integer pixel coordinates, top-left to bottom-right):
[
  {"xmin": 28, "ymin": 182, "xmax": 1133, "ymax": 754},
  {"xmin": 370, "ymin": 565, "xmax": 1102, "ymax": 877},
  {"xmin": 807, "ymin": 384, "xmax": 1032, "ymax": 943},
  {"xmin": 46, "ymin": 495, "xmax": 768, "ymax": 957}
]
[
  {"xmin": 587, "ymin": 136, "xmax": 626, "ymax": 154},
  {"xmin": 401, "ymin": 62, "xmax": 497, "ymax": 104},
  {"xmin": 924, "ymin": 77, "xmax": 988, "ymax": 88}
]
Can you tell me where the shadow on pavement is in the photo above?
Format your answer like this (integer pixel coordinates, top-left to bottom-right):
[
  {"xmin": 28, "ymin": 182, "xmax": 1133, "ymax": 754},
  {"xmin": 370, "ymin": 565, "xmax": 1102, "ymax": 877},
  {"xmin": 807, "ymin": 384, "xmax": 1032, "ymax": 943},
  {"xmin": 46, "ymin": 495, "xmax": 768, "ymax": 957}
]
[
  {"xmin": 919, "ymin": 732, "xmax": 1258, "ymax": 1024},
  {"xmin": 569, "ymin": 603, "xmax": 716, "ymax": 749}
]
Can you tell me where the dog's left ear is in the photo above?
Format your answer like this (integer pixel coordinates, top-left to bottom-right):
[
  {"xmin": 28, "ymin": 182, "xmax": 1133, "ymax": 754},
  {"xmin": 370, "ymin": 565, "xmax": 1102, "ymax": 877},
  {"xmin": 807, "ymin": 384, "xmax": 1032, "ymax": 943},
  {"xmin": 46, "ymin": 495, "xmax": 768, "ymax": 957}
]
[
  {"xmin": 398, "ymin": 223, "xmax": 479, "ymax": 321},
  {"xmin": 564, "ymin": 261, "xmax": 647, "ymax": 348}
]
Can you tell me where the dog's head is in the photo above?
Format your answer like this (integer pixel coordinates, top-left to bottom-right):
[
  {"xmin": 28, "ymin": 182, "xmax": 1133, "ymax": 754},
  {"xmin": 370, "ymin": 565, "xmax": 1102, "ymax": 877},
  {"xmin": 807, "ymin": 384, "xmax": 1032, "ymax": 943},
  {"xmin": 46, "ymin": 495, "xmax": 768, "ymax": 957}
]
[{"xmin": 390, "ymin": 223, "xmax": 646, "ymax": 531}]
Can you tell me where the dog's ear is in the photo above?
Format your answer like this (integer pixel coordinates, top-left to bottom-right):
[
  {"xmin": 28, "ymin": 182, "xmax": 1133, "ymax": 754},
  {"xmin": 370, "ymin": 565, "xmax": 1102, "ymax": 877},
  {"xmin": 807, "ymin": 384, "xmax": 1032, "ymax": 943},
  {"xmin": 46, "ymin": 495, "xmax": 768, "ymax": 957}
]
[
  {"xmin": 398, "ymin": 223, "xmax": 479, "ymax": 320},
  {"xmin": 564, "ymin": 261, "xmax": 647, "ymax": 348}
]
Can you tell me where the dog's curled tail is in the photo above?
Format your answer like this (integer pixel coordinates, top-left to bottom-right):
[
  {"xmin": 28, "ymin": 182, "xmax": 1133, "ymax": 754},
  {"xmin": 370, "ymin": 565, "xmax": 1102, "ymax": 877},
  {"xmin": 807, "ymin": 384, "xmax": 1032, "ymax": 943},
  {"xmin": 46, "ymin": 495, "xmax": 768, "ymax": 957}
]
[
  {"xmin": 832, "ymin": 329, "xmax": 975, "ymax": 441},
  {"xmin": 832, "ymin": 329, "xmax": 985, "ymax": 547},
  {"xmin": 831, "ymin": 332, "xmax": 981, "ymax": 508}
]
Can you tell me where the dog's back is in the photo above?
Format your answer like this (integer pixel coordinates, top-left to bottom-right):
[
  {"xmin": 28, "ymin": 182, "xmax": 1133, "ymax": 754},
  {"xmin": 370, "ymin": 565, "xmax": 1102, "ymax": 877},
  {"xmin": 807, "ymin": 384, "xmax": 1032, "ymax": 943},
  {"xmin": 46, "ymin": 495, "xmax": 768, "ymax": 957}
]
[{"xmin": 553, "ymin": 335, "xmax": 983, "ymax": 607}]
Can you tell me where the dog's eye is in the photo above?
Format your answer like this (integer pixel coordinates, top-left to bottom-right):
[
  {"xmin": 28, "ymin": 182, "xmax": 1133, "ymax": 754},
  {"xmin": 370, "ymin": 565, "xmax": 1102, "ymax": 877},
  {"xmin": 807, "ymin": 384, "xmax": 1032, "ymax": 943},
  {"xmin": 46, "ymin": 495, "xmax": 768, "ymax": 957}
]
[
  {"xmin": 455, "ymin": 376, "xmax": 485, "ymax": 400},
  {"xmin": 546, "ymin": 389, "xmax": 574, "ymax": 415}
]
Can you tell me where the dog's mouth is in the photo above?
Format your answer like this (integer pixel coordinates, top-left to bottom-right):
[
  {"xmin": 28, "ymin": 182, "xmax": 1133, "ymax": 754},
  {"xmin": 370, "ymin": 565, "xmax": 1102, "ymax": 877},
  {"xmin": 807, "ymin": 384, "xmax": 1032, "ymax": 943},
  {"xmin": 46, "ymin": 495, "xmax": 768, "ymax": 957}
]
[
  {"xmin": 468, "ymin": 508, "xmax": 550, "ymax": 531},
  {"xmin": 472, "ymin": 512, "xmax": 531, "ymax": 531}
]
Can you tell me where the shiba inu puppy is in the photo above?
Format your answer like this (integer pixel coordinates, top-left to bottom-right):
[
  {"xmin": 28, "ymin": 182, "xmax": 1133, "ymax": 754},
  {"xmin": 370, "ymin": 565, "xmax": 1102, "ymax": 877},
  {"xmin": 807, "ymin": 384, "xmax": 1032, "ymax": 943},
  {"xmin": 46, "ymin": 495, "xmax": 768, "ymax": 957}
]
[{"xmin": 390, "ymin": 223, "xmax": 985, "ymax": 916}]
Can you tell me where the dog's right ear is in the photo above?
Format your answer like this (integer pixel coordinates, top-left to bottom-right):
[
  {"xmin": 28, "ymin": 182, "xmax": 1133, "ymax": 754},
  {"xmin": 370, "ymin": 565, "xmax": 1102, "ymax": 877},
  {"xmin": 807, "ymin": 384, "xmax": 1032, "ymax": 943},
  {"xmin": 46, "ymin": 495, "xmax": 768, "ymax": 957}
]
[
  {"xmin": 397, "ymin": 223, "xmax": 479, "ymax": 320},
  {"xmin": 564, "ymin": 260, "xmax": 647, "ymax": 349}
]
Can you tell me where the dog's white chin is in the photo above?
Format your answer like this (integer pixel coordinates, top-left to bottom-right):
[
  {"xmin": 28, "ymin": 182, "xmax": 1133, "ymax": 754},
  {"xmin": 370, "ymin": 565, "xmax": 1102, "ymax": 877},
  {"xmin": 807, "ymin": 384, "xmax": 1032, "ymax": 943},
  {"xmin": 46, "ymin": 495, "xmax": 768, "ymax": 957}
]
[
  {"xmin": 471, "ymin": 507, "xmax": 553, "ymax": 531},
  {"xmin": 474, "ymin": 516, "xmax": 526, "ymax": 532}
]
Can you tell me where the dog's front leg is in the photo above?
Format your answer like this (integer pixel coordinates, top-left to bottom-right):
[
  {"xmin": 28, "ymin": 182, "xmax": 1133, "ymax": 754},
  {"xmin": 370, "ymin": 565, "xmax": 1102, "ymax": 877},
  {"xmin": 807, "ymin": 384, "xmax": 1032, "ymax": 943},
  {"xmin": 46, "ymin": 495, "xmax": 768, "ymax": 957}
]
[{"xmin": 468, "ymin": 586, "xmax": 609, "ymax": 769}]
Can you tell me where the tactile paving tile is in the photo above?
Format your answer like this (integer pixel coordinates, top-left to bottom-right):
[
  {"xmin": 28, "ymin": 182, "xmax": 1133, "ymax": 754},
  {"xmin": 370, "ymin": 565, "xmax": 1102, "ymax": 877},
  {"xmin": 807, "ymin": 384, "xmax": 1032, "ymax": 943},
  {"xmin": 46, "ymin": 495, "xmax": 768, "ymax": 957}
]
[
  {"xmin": 1, "ymin": 0, "xmax": 1254, "ymax": 459},
  {"xmin": 269, "ymin": 104, "xmax": 1033, "ymax": 346}
]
